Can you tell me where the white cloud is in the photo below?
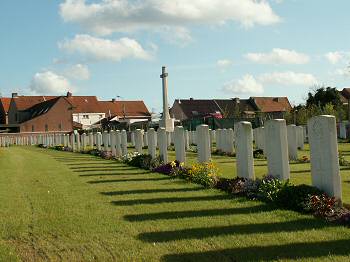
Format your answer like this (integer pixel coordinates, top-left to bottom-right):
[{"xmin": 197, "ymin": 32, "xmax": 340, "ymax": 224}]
[
  {"xmin": 245, "ymin": 48, "xmax": 310, "ymax": 64},
  {"xmin": 30, "ymin": 71, "xmax": 75, "ymax": 95},
  {"xmin": 259, "ymin": 71, "xmax": 317, "ymax": 86},
  {"xmin": 60, "ymin": 0, "xmax": 280, "ymax": 42},
  {"xmin": 217, "ymin": 59, "xmax": 233, "ymax": 69},
  {"xmin": 64, "ymin": 64, "xmax": 90, "ymax": 80},
  {"xmin": 325, "ymin": 51, "xmax": 350, "ymax": 64},
  {"xmin": 222, "ymin": 74, "xmax": 264, "ymax": 95},
  {"xmin": 59, "ymin": 34, "xmax": 152, "ymax": 62},
  {"xmin": 334, "ymin": 68, "xmax": 350, "ymax": 78}
]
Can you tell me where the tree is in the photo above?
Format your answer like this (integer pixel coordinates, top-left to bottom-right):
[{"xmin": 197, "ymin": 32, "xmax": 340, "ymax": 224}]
[{"xmin": 306, "ymin": 86, "xmax": 342, "ymax": 108}]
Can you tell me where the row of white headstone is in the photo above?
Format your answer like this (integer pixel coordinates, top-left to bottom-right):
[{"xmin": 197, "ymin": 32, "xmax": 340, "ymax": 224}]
[
  {"xmin": 129, "ymin": 115, "xmax": 341, "ymax": 201},
  {"xmin": 0, "ymin": 115, "xmax": 342, "ymax": 201}
]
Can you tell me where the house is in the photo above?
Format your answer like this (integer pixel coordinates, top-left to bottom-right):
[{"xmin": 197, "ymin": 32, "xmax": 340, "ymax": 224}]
[
  {"xmin": 170, "ymin": 98, "xmax": 222, "ymax": 121},
  {"xmin": 170, "ymin": 97, "xmax": 292, "ymax": 121},
  {"xmin": 98, "ymin": 99, "xmax": 152, "ymax": 127},
  {"xmin": 0, "ymin": 97, "xmax": 11, "ymax": 124},
  {"xmin": 250, "ymin": 97, "xmax": 292, "ymax": 119},
  {"xmin": 8, "ymin": 94, "xmax": 73, "ymax": 132},
  {"xmin": 5, "ymin": 92, "xmax": 151, "ymax": 132},
  {"xmin": 18, "ymin": 97, "xmax": 73, "ymax": 133},
  {"xmin": 65, "ymin": 92, "xmax": 106, "ymax": 129}
]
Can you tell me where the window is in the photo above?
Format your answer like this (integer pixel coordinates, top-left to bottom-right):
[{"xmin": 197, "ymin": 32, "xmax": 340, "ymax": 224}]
[
  {"xmin": 58, "ymin": 123, "xmax": 62, "ymax": 131},
  {"xmin": 83, "ymin": 115, "xmax": 89, "ymax": 119},
  {"xmin": 45, "ymin": 124, "xmax": 48, "ymax": 132},
  {"xmin": 32, "ymin": 125, "xmax": 35, "ymax": 132}
]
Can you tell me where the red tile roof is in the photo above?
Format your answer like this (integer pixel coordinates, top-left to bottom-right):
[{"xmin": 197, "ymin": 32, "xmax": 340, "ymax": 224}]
[
  {"xmin": 64, "ymin": 96, "xmax": 103, "ymax": 113},
  {"xmin": 172, "ymin": 99, "xmax": 222, "ymax": 119},
  {"xmin": 12, "ymin": 96, "xmax": 57, "ymax": 111},
  {"xmin": 0, "ymin": 97, "xmax": 11, "ymax": 113},
  {"xmin": 99, "ymin": 101, "xmax": 151, "ymax": 118},
  {"xmin": 252, "ymin": 97, "xmax": 292, "ymax": 113}
]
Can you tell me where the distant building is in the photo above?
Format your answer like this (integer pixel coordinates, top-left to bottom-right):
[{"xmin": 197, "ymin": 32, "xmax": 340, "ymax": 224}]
[
  {"xmin": 3, "ymin": 92, "xmax": 151, "ymax": 133},
  {"xmin": 170, "ymin": 97, "xmax": 292, "ymax": 121},
  {"xmin": 98, "ymin": 99, "xmax": 152, "ymax": 129},
  {"xmin": 0, "ymin": 97, "xmax": 11, "ymax": 124}
]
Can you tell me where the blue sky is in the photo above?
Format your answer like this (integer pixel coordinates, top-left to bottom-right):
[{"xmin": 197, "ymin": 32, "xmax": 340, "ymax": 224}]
[{"xmin": 0, "ymin": 0, "xmax": 349, "ymax": 112}]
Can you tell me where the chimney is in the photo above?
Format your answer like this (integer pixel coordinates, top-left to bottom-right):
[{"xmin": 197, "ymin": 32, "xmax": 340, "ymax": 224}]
[
  {"xmin": 273, "ymin": 97, "xmax": 280, "ymax": 102},
  {"xmin": 12, "ymin": 92, "xmax": 18, "ymax": 98},
  {"xmin": 232, "ymin": 97, "xmax": 240, "ymax": 104},
  {"xmin": 112, "ymin": 98, "xmax": 116, "ymax": 103},
  {"xmin": 66, "ymin": 91, "xmax": 72, "ymax": 98}
]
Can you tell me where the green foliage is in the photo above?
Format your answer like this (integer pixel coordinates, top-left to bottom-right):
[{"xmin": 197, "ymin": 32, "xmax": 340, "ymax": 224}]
[
  {"xmin": 277, "ymin": 184, "xmax": 323, "ymax": 212},
  {"xmin": 257, "ymin": 175, "xmax": 289, "ymax": 202},
  {"xmin": 128, "ymin": 154, "xmax": 153, "ymax": 169},
  {"xmin": 304, "ymin": 194, "xmax": 338, "ymax": 218},
  {"xmin": 187, "ymin": 162, "xmax": 220, "ymax": 188},
  {"xmin": 306, "ymin": 86, "xmax": 342, "ymax": 108}
]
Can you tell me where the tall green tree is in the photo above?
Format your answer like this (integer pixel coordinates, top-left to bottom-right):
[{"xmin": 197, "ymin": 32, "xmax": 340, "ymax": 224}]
[{"xmin": 306, "ymin": 86, "xmax": 342, "ymax": 108}]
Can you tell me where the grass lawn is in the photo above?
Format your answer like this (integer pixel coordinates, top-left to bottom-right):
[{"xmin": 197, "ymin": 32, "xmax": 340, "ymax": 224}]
[
  {"xmin": 164, "ymin": 142, "xmax": 350, "ymax": 205},
  {"xmin": 1, "ymin": 146, "xmax": 350, "ymax": 261}
]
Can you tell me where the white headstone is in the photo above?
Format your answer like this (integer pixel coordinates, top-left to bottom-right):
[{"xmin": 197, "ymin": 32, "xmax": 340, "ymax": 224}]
[
  {"xmin": 197, "ymin": 125, "xmax": 211, "ymax": 163},
  {"xmin": 134, "ymin": 129, "xmax": 144, "ymax": 153},
  {"xmin": 121, "ymin": 130, "xmax": 128, "ymax": 155},
  {"xmin": 265, "ymin": 119, "xmax": 290, "ymax": 180},
  {"xmin": 110, "ymin": 130, "xmax": 117, "ymax": 156},
  {"xmin": 235, "ymin": 121, "xmax": 255, "ymax": 179},
  {"xmin": 308, "ymin": 115, "xmax": 342, "ymax": 200},
  {"xmin": 174, "ymin": 126, "xmax": 186, "ymax": 163},
  {"xmin": 158, "ymin": 127, "xmax": 168, "ymax": 163},
  {"xmin": 287, "ymin": 124, "xmax": 298, "ymax": 161},
  {"xmin": 147, "ymin": 128, "xmax": 157, "ymax": 159}
]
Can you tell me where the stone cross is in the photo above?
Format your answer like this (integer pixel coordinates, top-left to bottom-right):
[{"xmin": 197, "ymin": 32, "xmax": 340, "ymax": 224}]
[{"xmin": 160, "ymin": 66, "xmax": 174, "ymax": 132}]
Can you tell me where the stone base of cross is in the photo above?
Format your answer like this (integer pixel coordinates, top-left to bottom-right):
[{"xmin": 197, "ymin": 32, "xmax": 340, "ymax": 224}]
[{"xmin": 160, "ymin": 118, "xmax": 175, "ymax": 132}]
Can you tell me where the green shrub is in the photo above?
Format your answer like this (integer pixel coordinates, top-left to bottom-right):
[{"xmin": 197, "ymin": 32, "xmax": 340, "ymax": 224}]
[
  {"xmin": 277, "ymin": 184, "xmax": 323, "ymax": 212},
  {"xmin": 257, "ymin": 175, "xmax": 289, "ymax": 202}
]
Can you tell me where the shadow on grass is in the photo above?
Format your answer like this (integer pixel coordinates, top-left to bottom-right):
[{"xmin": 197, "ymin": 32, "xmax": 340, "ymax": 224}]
[
  {"xmin": 101, "ymin": 187, "xmax": 204, "ymax": 196},
  {"xmin": 80, "ymin": 171, "xmax": 151, "ymax": 177},
  {"xmin": 161, "ymin": 239, "xmax": 350, "ymax": 262},
  {"xmin": 111, "ymin": 194, "xmax": 232, "ymax": 206},
  {"xmin": 73, "ymin": 168, "xmax": 137, "ymax": 172},
  {"xmin": 125, "ymin": 204, "xmax": 274, "ymax": 222},
  {"xmin": 139, "ymin": 218, "xmax": 336, "ymax": 243},
  {"xmin": 290, "ymin": 169, "xmax": 310, "ymax": 174},
  {"xmin": 88, "ymin": 177, "xmax": 170, "ymax": 184},
  {"xmin": 67, "ymin": 163, "xmax": 126, "ymax": 167}
]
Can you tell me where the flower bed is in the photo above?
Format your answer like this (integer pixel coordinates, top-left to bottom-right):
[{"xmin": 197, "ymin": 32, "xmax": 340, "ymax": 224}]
[{"xmin": 51, "ymin": 146, "xmax": 350, "ymax": 227}]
